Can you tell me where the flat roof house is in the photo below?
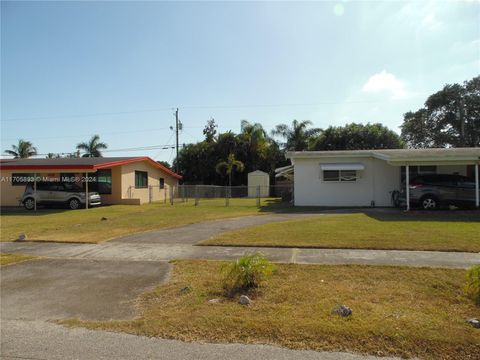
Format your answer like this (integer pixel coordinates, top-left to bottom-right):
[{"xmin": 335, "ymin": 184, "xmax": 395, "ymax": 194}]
[
  {"xmin": 286, "ymin": 148, "xmax": 480, "ymax": 209},
  {"xmin": 0, "ymin": 157, "xmax": 182, "ymax": 207}
]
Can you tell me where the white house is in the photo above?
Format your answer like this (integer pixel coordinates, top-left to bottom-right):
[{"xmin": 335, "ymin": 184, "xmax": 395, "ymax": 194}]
[{"xmin": 286, "ymin": 148, "xmax": 480, "ymax": 209}]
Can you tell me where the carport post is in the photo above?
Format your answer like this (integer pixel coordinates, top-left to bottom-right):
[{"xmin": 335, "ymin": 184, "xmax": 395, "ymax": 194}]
[
  {"xmin": 405, "ymin": 165, "xmax": 410, "ymax": 211},
  {"xmin": 475, "ymin": 163, "xmax": 479, "ymax": 208},
  {"xmin": 85, "ymin": 172, "xmax": 89, "ymax": 209},
  {"xmin": 33, "ymin": 172, "xmax": 37, "ymax": 212}
]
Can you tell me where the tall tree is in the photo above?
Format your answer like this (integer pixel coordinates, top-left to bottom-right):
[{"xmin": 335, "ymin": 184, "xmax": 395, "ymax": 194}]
[
  {"xmin": 310, "ymin": 123, "xmax": 404, "ymax": 150},
  {"xmin": 76, "ymin": 135, "xmax": 108, "ymax": 157},
  {"xmin": 238, "ymin": 120, "xmax": 268, "ymax": 170},
  {"xmin": 272, "ymin": 119, "xmax": 321, "ymax": 151},
  {"xmin": 401, "ymin": 76, "xmax": 480, "ymax": 148},
  {"xmin": 215, "ymin": 153, "xmax": 245, "ymax": 187},
  {"xmin": 203, "ymin": 118, "xmax": 218, "ymax": 142},
  {"xmin": 4, "ymin": 139, "xmax": 37, "ymax": 158}
]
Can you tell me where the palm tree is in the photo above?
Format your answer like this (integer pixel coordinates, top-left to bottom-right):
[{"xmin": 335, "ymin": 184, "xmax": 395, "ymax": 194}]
[
  {"xmin": 271, "ymin": 120, "xmax": 321, "ymax": 151},
  {"xmin": 240, "ymin": 120, "xmax": 267, "ymax": 150},
  {"xmin": 239, "ymin": 120, "xmax": 269, "ymax": 169},
  {"xmin": 76, "ymin": 135, "xmax": 108, "ymax": 157},
  {"xmin": 4, "ymin": 139, "xmax": 37, "ymax": 158},
  {"xmin": 216, "ymin": 153, "xmax": 245, "ymax": 188}
]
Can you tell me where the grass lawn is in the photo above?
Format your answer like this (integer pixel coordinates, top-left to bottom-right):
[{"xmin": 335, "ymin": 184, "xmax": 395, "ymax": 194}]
[
  {"xmin": 0, "ymin": 199, "xmax": 282, "ymax": 243},
  {"xmin": 0, "ymin": 253, "xmax": 38, "ymax": 266},
  {"xmin": 202, "ymin": 212, "xmax": 480, "ymax": 252},
  {"xmin": 62, "ymin": 260, "xmax": 480, "ymax": 360}
]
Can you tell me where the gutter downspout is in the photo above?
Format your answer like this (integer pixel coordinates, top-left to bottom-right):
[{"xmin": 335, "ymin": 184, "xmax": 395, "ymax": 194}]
[
  {"xmin": 406, "ymin": 164, "xmax": 410, "ymax": 211},
  {"xmin": 85, "ymin": 172, "xmax": 89, "ymax": 209},
  {"xmin": 475, "ymin": 163, "xmax": 479, "ymax": 209}
]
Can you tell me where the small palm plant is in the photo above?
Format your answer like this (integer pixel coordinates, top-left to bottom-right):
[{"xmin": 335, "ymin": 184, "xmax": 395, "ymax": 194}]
[
  {"xmin": 215, "ymin": 153, "xmax": 245, "ymax": 189},
  {"xmin": 465, "ymin": 265, "xmax": 480, "ymax": 306},
  {"xmin": 76, "ymin": 135, "xmax": 108, "ymax": 157},
  {"xmin": 223, "ymin": 252, "xmax": 274, "ymax": 295},
  {"xmin": 4, "ymin": 139, "xmax": 37, "ymax": 158}
]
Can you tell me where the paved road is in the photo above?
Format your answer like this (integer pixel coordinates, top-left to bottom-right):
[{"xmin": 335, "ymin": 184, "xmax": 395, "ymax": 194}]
[{"xmin": 1, "ymin": 320, "xmax": 399, "ymax": 360}]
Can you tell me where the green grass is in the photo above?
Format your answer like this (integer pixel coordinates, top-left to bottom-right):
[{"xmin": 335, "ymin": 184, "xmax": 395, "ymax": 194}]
[
  {"xmin": 62, "ymin": 260, "xmax": 480, "ymax": 360},
  {"xmin": 202, "ymin": 212, "xmax": 480, "ymax": 252},
  {"xmin": 0, "ymin": 253, "xmax": 38, "ymax": 266},
  {"xmin": 0, "ymin": 199, "xmax": 284, "ymax": 243}
]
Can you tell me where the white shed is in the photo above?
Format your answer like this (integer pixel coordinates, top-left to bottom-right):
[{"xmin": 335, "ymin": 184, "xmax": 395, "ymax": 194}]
[{"xmin": 248, "ymin": 170, "xmax": 270, "ymax": 197}]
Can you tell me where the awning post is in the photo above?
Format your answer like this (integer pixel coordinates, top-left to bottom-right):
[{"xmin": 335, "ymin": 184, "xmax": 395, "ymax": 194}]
[
  {"xmin": 406, "ymin": 165, "xmax": 410, "ymax": 211},
  {"xmin": 475, "ymin": 163, "xmax": 479, "ymax": 209},
  {"xmin": 85, "ymin": 172, "xmax": 89, "ymax": 209},
  {"xmin": 34, "ymin": 173, "xmax": 37, "ymax": 212}
]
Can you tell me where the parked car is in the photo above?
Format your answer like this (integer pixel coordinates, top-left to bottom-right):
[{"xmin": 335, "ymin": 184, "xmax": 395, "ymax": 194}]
[
  {"xmin": 399, "ymin": 174, "xmax": 476, "ymax": 210},
  {"xmin": 21, "ymin": 182, "xmax": 101, "ymax": 210}
]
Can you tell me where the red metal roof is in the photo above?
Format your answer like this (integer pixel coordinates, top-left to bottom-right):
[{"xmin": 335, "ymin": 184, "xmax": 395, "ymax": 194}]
[{"xmin": 0, "ymin": 156, "xmax": 182, "ymax": 180}]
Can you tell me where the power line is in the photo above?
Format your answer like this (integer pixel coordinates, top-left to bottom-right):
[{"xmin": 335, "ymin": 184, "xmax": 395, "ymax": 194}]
[
  {"xmin": 0, "ymin": 126, "xmax": 203, "ymax": 142},
  {"xmin": 1, "ymin": 107, "xmax": 175, "ymax": 122},
  {"xmin": 1, "ymin": 98, "xmax": 419, "ymax": 122},
  {"xmin": 2, "ymin": 143, "xmax": 180, "ymax": 158}
]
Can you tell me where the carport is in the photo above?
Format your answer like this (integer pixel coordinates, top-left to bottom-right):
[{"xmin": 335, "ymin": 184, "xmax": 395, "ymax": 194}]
[{"xmin": 380, "ymin": 149, "xmax": 480, "ymax": 211}]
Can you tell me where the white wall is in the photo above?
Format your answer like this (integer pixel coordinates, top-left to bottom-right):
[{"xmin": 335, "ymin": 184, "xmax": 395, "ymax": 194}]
[{"xmin": 293, "ymin": 157, "xmax": 400, "ymax": 207}]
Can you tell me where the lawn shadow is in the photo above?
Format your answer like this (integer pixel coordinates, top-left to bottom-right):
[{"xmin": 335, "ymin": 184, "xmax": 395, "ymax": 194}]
[
  {"xmin": 259, "ymin": 199, "xmax": 480, "ymax": 223},
  {"xmin": 363, "ymin": 208, "xmax": 480, "ymax": 223},
  {"xmin": 258, "ymin": 199, "xmax": 377, "ymax": 214},
  {"xmin": 0, "ymin": 205, "xmax": 114, "ymax": 217}
]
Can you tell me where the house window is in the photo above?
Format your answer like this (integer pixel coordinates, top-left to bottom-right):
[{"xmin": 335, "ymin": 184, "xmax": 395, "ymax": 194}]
[
  {"xmin": 95, "ymin": 169, "xmax": 112, "ymax": 194},
  {"xmin": 135, "ymin": 171, "xmax": 148, "ymax": 188},
  {"xmin": 11, "ymin": 173, "xmax": 35, "ymax": 186},
  {"xmin": 323, "ymin": 170, "xmax": 357, "ymax": 182},
  {"xmin": 160, "ymin": 178, "xmax": 165, "ymax": 189}
]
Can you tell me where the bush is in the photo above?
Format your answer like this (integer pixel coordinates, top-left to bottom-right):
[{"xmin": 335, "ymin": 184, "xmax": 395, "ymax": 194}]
[
  {"xmin": 465, "ymin": 265, "xmax": 480, "ymax": 306},
  {"xmin": 223, "ymin": 252, "xmax": 274, "ymax": 295}
]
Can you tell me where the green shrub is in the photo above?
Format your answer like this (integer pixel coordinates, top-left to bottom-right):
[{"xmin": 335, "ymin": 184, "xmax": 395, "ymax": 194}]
[
  {"xmin": 223, "ymin": 252, "xmax": 274, "ymax": 295},
  {"xmin": 465, "ymin": 265, "xmax": 480, "ymax": 306}
]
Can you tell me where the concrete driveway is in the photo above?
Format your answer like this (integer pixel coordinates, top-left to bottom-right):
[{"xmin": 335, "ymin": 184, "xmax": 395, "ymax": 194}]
[{"xmin": 1, "ymin": 258, "xmax": 170, "ymax": 321}]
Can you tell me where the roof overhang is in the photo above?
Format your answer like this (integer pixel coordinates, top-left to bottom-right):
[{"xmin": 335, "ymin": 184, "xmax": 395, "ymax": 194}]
[
  {"xmin": 275, "ymin": 165, "xmax": 294, "ymax": 179},
  {"xmin": 286, "ymin": 149, "xmax": 480, "ymax": 165},
  {"xmin": 0, "ymin": 157, "xmax": 183, "ymax": 180}
]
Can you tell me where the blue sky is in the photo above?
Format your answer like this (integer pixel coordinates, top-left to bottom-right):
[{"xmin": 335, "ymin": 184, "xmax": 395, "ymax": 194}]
[{"xmin": 1, "ymin": 0, "xmax": 479, "ymax": 162}]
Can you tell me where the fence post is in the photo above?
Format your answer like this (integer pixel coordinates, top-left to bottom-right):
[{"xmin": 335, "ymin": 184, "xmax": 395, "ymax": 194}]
[
  {"xmin": 225, "ymin": 186, "xmax": 229, "ymax": 207},
  {"xmin": 170, "ymin": 185, "xmax": 174, "ymax": 205},
  {"xmin": 195, "ymin": 185, "xmax": 199, "ymax": 206},
  {"xmin": 164, "ymin": 187, "xmax": 167, "ymax": 204},
  {"xmin": 149, "ymin": 185, "xmax": 152, "ymax": 203},
  {"xmin": 256, "ymin": 185, "xmax": 261, "ymax": 207}
]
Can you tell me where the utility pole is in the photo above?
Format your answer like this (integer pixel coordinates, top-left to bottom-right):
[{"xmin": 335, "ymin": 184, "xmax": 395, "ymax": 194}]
[{"xmin": 175, "ymin": 108, "xmax": 179, "ymax": 173}]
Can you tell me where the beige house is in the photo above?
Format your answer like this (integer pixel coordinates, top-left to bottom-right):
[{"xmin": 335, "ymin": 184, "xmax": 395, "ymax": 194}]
[{"xmin": 0, "ymin": 157, "xmax": 181, "ymax": 207}]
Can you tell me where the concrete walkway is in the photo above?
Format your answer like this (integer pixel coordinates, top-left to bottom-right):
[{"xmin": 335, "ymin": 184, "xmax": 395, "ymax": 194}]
[{"xmin": 1, "ymin": 213, "xmax": 479, "ymax": 268}]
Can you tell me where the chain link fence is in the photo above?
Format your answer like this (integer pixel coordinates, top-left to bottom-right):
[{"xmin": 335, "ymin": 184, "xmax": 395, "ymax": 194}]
[
  {"xmin": 169, "ymin": 184, "xmax": 293, "ymax": 207},
  {"xmin": 125, "ymin": 184, "xmax": 293, "ymax": 206}
]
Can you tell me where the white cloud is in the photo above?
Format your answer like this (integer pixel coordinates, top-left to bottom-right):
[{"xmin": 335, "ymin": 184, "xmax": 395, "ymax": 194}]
[
  {"xmin": 422, "ymin": 13, "xmax": 441, "ymax": 29},
  {"xmin": 362, "ymin": 70, "xmax": 407, "ymax": 99}
]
